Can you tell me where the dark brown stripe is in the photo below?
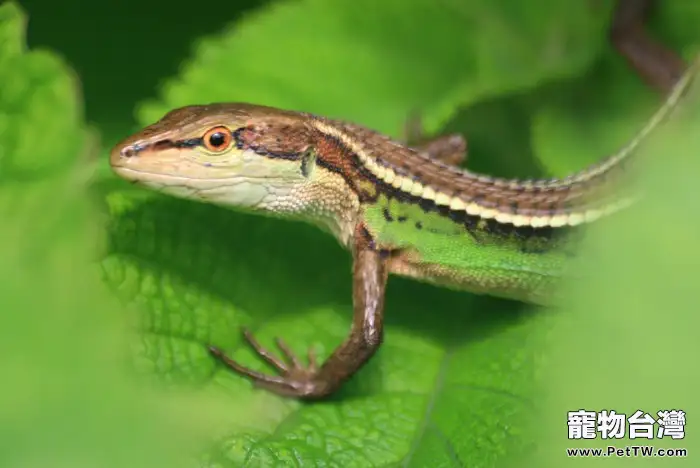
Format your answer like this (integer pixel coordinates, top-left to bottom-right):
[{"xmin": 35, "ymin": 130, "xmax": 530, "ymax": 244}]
[
  {"xmin": 312, "ymin": 127, "xmax": 571, "ymax": 249},
  {"xmin": 313, "ymin": 132, "xmax": 378, "ymax": 203},
  {"xmin": 231, "ymin": 127, "xmax": 302, "ymax": 161}
]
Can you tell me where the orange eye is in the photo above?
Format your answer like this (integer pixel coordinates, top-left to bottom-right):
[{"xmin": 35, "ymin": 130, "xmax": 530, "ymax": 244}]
[{"xmin": 202, "ymin": 126, "xmax": 233, "ymax": 152}]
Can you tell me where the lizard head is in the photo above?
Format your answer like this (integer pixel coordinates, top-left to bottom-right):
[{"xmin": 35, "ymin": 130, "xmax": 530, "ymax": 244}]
[{"xmin": 110, "ymin": 103, "xmax": 324, "ymax": 214}]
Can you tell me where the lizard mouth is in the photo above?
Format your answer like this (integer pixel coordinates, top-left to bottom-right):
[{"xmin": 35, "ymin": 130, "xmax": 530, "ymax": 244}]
[{"xmin": 110, "ymin": 165, "xmax": 271, "ymax": 183}]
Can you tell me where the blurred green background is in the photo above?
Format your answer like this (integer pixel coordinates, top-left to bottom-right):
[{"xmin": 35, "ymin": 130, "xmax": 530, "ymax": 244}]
[
  {"xmin": 2, "ymin": 0, "xmax": 699, "ymax": 466},
  {"xmin": 21, "ymin": 0, "xmax": 265, "ymax": 139}
]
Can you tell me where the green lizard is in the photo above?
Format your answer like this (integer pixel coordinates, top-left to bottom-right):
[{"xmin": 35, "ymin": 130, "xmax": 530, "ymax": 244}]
[{"xmin": 110, "ymin": 0, "xmax": 694, "ymax": 399}]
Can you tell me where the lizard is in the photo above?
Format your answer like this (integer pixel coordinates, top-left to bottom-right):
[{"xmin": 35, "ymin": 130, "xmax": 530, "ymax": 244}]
[{"xmin": 109, "ymin": 0, "xmax": 693, "ymax": 399}]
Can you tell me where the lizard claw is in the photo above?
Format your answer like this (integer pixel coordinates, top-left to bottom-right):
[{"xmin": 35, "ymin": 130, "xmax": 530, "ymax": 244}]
[{"xmin": 208, "ymin": 328, "xmax": 329, "ymax": 399}]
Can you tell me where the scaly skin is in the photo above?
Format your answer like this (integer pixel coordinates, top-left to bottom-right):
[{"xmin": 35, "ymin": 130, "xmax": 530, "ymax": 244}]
[{"xmin": 109, "ymin": 1, "xmax": 692, "ymax": 399}]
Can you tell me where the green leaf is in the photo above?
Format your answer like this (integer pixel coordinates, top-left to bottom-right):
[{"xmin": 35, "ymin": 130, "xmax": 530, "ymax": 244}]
[
  {"xmin": 531, "ymin": 51, "xmax": 658, "ymax": 176},
  {"xmin": 0, "ymin": 2, "xmax": 85, "ymax": 179},
  {"xmin": 137, "ymin": 0, "xmax": 610, "ymax": 137},
  {"xmin": 529, "ymin": 59, "xmax": 700, "ymax": 467},
  {"xmin": 654, "ymin": 1, "xmax": 700, "ymax": 52},
  {"xmin": 0, "ymin": 4, "xmax": 206, "ymax": 467},
  {"xmin": 102, "ymin": 189, "xmax": 543, "ymax": 466}
]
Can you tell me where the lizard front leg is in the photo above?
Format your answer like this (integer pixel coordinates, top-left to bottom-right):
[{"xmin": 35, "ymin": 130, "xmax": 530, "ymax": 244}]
[{"xmin": 208, "ymin": 225, "xmax": 388, "ymax": 399}]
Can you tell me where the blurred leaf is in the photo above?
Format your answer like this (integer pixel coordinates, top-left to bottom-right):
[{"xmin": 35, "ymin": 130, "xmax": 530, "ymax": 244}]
[
  {"xmin": 0, "ymin": 2, "xmax": 84, "ymax": 179},
  {"xmin": 532, "ymin": 5, "xmax": 700, "ymax": 176},
  {"xmin": 654, "ymin": 1, "xmax": 700, "ymax": 52},
  {"xmin": 0, "ymin": 3, "xmax": 207, "ymax": 467},
  {"xmin": 137, "ymin": 0, "xmax": 612, "ymax": 137},
  {"xmin": 531, "ymin": 57, "xmax": 700, "ymax": 467},
  {"xmin": 531, "ymin": 52, "xmax": 658, "ymax": 176}
]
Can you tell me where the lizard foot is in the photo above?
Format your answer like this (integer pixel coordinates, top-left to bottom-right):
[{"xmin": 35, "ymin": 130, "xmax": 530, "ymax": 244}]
[{"xmin": 209, "ymin": 328, "xmax": 330, "ymax": 399}]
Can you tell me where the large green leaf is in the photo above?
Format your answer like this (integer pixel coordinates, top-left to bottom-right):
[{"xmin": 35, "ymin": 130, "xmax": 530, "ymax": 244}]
[
  {"xmin": 0, "ymin": 3, "xmax": 206, "ymax": 467},
  {"xmin": 530, "ymin": 60, "xmax": 700, "ymax": 466},
  {"xmin": 103, "ymin": 185, "xmax": 542, "ymax": 466},
  {"xmin": 92, "ymin": 0, "xmax": 700, "ymax": 466},
  {"xmin": 0, "ymin": 5, "xmax": 89, "ymax": 179},
  {"xmin": 137, "ymin": 0, "xmax": 610, "ymax": 137}
]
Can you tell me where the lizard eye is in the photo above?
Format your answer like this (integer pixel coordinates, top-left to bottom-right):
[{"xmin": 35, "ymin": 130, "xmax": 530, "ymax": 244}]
[{"xmin": 202, "ymin": 126, "xmax": 233, "ymax": 152}]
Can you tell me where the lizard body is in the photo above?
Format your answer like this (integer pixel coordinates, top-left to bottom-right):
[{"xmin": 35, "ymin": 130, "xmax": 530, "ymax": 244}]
[{"xmin": 110, "ymin": 0, "xmax": 693, "ymax": 398}]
